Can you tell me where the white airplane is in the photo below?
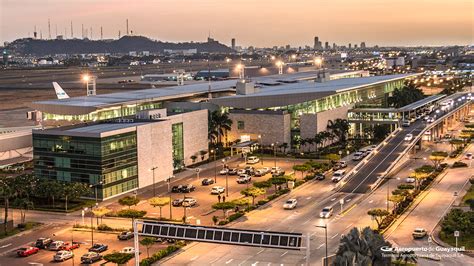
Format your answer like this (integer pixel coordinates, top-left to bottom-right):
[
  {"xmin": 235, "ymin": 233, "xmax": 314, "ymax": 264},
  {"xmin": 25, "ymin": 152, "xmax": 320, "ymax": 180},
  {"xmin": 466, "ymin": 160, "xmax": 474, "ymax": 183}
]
[{"xmin": 52, "ymin": 82, "xmax": 70, "ymax": 99}]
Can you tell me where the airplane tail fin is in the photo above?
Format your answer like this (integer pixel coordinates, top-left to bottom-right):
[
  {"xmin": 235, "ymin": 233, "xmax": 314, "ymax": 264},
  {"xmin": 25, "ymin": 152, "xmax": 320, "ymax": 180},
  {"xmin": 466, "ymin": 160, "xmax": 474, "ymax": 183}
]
[{"xmin": 52, "ymin": 82, "xmax": 70, "ymax": 99}]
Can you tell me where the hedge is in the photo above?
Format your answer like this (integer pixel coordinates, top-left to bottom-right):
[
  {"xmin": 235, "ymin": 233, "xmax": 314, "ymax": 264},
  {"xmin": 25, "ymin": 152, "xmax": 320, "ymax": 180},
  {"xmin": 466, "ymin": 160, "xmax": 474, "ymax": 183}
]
[
  {"xmin": 452, "ymin": 161, "xmax": 468, "ymax": 168},
  {"xmin": 140, "ymin": 244, "xmax": 183, "ymax": 266}
]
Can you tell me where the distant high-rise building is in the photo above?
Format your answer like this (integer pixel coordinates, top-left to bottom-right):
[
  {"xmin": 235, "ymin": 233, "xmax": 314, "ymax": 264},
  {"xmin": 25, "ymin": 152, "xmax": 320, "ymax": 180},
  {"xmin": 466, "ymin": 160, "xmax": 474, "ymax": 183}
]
[
  {"xmin": 231, "ymin": 38, "xmax": 236, "ymax": 50},
  {"xmin": 354, "ymin": 44, "xmax": 358, "ymax": 49},
  {"xmin": 361, "ymin": 42, "xmax": 366, "ymax": 49},
  {"xmin": 324, "ymin": 41, "xmax": 329, "ymax": 50},
  {"xmin": 314, "ymin": 36, "xmax": 319, "ymax": 49},
  {"xmin": 348, "ymin": 43, "xmax": 352, "ymax": 49},
  {"xmin": 285, "ymin": 44, "xmax": 291, "ymax": 50},
  {"xmin": 333, "ymin": 43, "xmax": 337, "ymax": 49}
]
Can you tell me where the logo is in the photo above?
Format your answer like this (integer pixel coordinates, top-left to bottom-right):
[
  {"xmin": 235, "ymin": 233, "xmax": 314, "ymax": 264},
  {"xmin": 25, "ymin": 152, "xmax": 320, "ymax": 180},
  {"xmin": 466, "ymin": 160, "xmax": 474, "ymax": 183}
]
[{"xmin": 380, "ymin": 246, "xmax": 393, "ymax": 252}]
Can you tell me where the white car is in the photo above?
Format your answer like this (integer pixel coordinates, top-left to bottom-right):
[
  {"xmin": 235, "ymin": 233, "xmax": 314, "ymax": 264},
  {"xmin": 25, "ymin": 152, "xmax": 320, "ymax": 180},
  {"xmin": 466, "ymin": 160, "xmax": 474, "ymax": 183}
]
[
  {"xmin": 402, "ymin": 120, "xmax": 410, "ymax": 127},
  {"xmin": 262, "ymin": 167, "xmax": 270, "ymax": 173},
  {"xmin": 54, "ymin": 250, "xmax": 74, "ymax": 262},
  {"xmin": 237, "ymin": 169, "xmax": 246, "ymax": 175},
  {"xmin": 182, "ymin": 198, "xmax": 197, "ymax": 207},
  {"xmin": 320, "ymin": 207, "xmax": 333, "ymax": 218},
  {"xmin": 211, "ymin": 186, "xmax": 225, "ymax": 194},
  {"xmin": 219, "ymin": 168, "xmax": 228, "ymax": 175},
  {"xmin": 404, "ymin": 134, "xmax": 413, "ymax": 141},
  {"xmin": 331, "ymin": 170, "xmax": 346, "ymax": 182},
  {"xmin": 247, "ymin": 156, "xmax": 260, "ymax": 164},
  {"xmin": 237, "ymin": 174, "xmax": 251, "ymax": 184},
  {"xmin": 270, "ymin": 167, "xmax": 282, "ymax": 174},
  {"xmin": 283, "ymin": 199, "xmax": 298, "ymax": 210},
  {"xmin": 352, "ymin": 152, "xmax": 364, "ymax": 161},
  {"xmin": 120, "ymin": 247, "xmax": 136, "ymax": 254},
  {"xmin": 465, "ymin": 153, "xmax": 473, "ymax": 160},
  {"xmin": 48, "ymin": 240, "xmax": 65, "ymax": 251},
  {"xmin": 405, "ymin": 177, "xmax": 416, "ymax": 183}
]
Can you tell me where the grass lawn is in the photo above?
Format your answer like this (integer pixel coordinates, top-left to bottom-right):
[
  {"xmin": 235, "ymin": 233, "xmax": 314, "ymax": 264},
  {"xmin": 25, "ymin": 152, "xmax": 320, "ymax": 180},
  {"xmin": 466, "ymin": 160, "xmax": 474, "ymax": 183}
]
[
  {"xmin": 461, "ymin": 184, "xmax": 474, "ymax": 206},
  {"xmin": 0, "ymin": 222, "xmax": 42, "ymax": 240},
  {"xmin": 439, "ymin": 230, "xmax": 474, "ymax": 250}
]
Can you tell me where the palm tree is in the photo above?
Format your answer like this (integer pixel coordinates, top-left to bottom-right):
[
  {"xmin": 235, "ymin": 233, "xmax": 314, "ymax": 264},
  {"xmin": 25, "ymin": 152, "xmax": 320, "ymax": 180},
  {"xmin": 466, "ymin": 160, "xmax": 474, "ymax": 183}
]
[
  {"xmin": 313, "ymin": 133, "xmax": 323, "ymax": 153},
  {"xmin": 327, "ymin": 119, "xmax": 350, "ymax": 143},
  {"xmin": 209, "ymin": 110, "xmax": 233, "ymax": 147}
]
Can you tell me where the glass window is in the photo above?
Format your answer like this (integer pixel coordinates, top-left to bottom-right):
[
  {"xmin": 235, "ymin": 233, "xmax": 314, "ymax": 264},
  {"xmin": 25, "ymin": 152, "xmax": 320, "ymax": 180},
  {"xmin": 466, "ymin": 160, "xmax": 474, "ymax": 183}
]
[{"xmin": 237, "ymin": 121, "xmax": 245, "ymax": 130}]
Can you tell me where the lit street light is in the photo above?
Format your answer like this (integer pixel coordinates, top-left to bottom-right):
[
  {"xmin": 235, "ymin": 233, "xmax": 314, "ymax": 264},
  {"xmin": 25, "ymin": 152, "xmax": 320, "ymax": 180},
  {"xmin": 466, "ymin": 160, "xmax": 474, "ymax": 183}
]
[
  {"xmin": 150, "ymin": 166, "xmax": 158, "ymax": 197},
  {"xmin": 315, "ymin": 224, "xmax": 328, "ymax": 266}
]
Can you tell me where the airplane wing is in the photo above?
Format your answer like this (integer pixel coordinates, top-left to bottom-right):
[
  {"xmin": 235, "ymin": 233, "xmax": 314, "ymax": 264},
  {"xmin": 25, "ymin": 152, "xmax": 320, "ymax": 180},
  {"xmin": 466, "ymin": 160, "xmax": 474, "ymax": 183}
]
[{"xmin": 52, "ymin": 82, "xmax": 70, "ymax": 99}]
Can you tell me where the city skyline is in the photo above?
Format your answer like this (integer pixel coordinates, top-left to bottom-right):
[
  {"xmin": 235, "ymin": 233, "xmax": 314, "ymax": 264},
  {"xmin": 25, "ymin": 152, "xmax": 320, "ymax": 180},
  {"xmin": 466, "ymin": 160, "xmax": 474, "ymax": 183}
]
[{"xmin": 0, "ymin": 0, "xmax": 472, "ymax": 47}]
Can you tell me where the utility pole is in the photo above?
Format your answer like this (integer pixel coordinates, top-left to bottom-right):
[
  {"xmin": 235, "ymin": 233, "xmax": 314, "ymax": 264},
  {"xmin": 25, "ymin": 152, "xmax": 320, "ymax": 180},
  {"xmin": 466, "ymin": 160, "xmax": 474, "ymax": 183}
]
[
  {"xmin": 48, "ymin": 18, "xmax": 51, "ymax": 39},
  {"xmin": 100, "ymin": 26, "xmax": 103, "ymax": 40},
  {"xmin": 70, "ymin": 21, "xmax": 73, "ymax": 38},
  {"xmin": 126, "ymin": 19, "xmax": 129, "ymax": 35}
]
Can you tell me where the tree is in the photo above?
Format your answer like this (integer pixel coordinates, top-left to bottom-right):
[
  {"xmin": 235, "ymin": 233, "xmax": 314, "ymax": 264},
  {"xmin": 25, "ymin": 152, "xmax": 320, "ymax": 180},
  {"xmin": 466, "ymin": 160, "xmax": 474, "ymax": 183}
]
[
  {"xmin": 62, "ymin": 182, "xmax": 90, "ymax": 212},
  {"xmin": 367, "ymin": 209, "xmax": 390, "ymax": 230},
  {"xmin": 103, "ymin": 252, "xmax": 134, "ymax": 265},
  {"xmin": 449, "ymin": 138, "xmax": 464, "ymax": 152},
  {"xmin": 279, "ymin": 143, "xmax": 289, "ymax": 153},
  {"xmin": 148, "ymin": 197, "xmax": 170, "ymax": 219},
  {"xmin": 253, "ymin": 180, "xmax": 272, "ymax": 189},
  {"xmin": 412, "ymin": 165, "xmax": 434, "ymax": 190},
  {"xmin": 327, "ymin": 119, "xmax": 350, "ymax": 143},
  {"xmin": 389, "ymin": 195, "xmax": 405, "ymax": 210},
  {"xmin": 209, "ymin": 110, "xmax": 233, "ymax": 146},
  {"xmin": 119, "ymin": 196, "xmax": 140, "ymax": 209},
  {"xmin": 429, "ymin": 151, "xmax": 448, "ymax": 169},
  {"xmin": 36, "ymin": 180, "xmax": 62, "ymax": 208},
  {"xmin": 117, "ymin": 209, "xmax": 147, "ymax": 226},
  {"xmin": 0, "ymin": 176, "xmax": 15, "ymax": 234},
  {"xmin": 334, "ymin": 227, "xmax": 391, "ymax": 266},
  {"xmin": 212, "ymin": 202, "xmax": 236, "ymax": 219},
  {"xmin": 387, "ymin": 83, "xmax": 425, "ymax": 108},
  {"xmin": 140, "ymin": 237, "xmax": 156, "ymax": 258},
  {"xmin": 373, "ymin": 124, "xmax": 391, "ymax": 141},
  {"xmin": 292, "ymin": 164, "xmax": 311, "ymax": 179},
  {"xmin": 269, "ymin": 177, "xmax": 287, "ymax": 191},
  {"xmin": 241, "ymin": 187, "xmax": 266, "ymax": 205},
  {"xmin": 232, "ymin": 198, "xmax": 251, "ymax": 211},
  {"xmin": 13, "ymin": 198, "xmax": 34, "ymax": 225},
  {"xmin": 92, "ymin": 207, "xmax": 111, "ymax": 224}
]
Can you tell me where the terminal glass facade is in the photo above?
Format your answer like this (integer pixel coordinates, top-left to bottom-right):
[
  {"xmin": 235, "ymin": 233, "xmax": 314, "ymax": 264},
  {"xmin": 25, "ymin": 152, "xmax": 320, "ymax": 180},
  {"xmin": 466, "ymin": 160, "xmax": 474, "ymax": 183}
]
[
  {"xmin": 42, "ymin": 102, "xmax": 163, "ymax": 122},
  {"xmin": 172, "ymin": 123, "xmax": 184, "ymax": 169},
  {"xmin": 33, "ymin": 131, "xmax": 138, "ymax": 199}
]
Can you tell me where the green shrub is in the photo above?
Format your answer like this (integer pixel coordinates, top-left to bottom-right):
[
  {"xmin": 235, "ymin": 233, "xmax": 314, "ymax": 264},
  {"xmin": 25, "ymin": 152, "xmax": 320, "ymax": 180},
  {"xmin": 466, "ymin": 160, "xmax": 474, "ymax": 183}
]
[
  {"xmin": 228, "ymin": 212, "xmax": 244, "ymax": 222},
  {"xmin": 379, "ymin": 214, "xmax": 396, "ymax": 230},
  {"xmin": 397, "ymin": 184, "xmax": 414, "ymax": 190},
  {"xmin": 97, "ymin": 224, "xmax": 113, "ymax": 231},
  {"xmin": 294, "ymin": 180, "xmax": 305, "ymax": 187},
  {"xmin": 267, "ymin": 194, "xmax": 278, "ymax": 201},
  {"xmin": 452, "ymin": 161, "xmax": 468, "ymax": 168},
  {"xmin": 304, "ymin": 174, "xmax": 315, "ymax": 181},
  {"xmin": 257, "ymin": 199, "xmax": 269, "ymax": 206},
  {"xmin": 218, "ymin": 220, "xmax": 228, "ymax": 225},
  {"xmin": 140, "ymin": 245, "xmax": 181, "ymax": 266}
]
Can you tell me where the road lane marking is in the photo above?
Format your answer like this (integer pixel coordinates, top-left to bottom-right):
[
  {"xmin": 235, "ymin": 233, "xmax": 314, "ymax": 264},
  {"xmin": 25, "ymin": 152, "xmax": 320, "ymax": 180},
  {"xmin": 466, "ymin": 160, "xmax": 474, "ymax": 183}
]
[
  {"xmin": 281, "ymin": 251, "xmax": 288, "ymax": 257},
  {"xmin": 190, "ymin": 256, "xmax": 199, "ymax": 261},
  {"xmin": 331, "ymin": 233, "xmax": 339, "ymax": 239},
  {"xmin": 331, "ymin": 198, "xmax": 336, "ymax": 201},
  {"xmin": 252, "ymin": 262, "xmax": 259, "ymax": 266},
  {"xmin": 345, "ymin": 223, "xmax": 354, "ymax": 230},
  {"xmin": 306, "ymin": 196, "xmax": 312, "ymax": 200},
  {"xmin": 0, "ymin": 243, "xmax": 12, "ymax": 249},
  {"xmin": 316, "ymin": 243, "xmax": 325, "ymax": 249},
  {"xmin": 226, "ymin": 259, "xmax": 234, "ymax": 264},
  {"xmin": 257, "ymin": 249, "xmax": 265, "ymax": 254},
  {"xmin": 368, "ymin": 200, "xmax": 374, "ymax": 203}
]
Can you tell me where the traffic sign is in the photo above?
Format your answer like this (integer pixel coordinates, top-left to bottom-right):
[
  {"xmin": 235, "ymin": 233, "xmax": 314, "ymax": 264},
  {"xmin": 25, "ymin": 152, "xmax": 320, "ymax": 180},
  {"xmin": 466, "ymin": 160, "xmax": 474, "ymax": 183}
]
[{"xmin": 454, "ymin": 231, "xmax": 459, "ymax": 237}]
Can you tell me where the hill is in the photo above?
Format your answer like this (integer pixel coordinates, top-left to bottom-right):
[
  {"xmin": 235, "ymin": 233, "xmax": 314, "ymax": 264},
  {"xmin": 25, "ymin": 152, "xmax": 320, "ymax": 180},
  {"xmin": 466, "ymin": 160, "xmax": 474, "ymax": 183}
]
[{"xmin": 6, "ymin": 36, "xmax": 232, "ymax": 56}]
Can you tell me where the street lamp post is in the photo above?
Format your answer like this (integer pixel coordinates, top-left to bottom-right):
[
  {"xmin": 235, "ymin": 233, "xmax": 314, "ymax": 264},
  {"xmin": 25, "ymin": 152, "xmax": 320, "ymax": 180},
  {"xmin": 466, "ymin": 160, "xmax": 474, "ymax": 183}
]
[
  {"xmin": 316, "ymin": 224, "xmax": 328, "ymax": 266},
  {"xmin": 150, "ymin": 166, "xmax": 158, "ymax": 197},
  {"xmin": 271, "ymin": 143, "xmax": 277, "ymax": 167},
  {"xmin": 222, "ymin": 158, "xmax": 229, "ymax": 197}
]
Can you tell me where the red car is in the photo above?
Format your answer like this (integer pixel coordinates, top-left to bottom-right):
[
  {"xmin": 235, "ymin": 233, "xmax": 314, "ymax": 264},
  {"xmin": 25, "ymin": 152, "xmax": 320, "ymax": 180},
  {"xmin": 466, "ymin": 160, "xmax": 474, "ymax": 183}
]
[
  {"xmin": 62, "ymin": 242, "xmax": 80, "ymax": 251},
  {"xmin": 17, "ymin": 246, "xmax": 39, "ymax": 257}
]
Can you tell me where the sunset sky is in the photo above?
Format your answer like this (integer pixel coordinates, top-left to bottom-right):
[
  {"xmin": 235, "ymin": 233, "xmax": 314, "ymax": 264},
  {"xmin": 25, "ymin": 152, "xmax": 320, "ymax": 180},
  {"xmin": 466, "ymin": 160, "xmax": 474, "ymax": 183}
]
[{"xmin": 0, "ymin": 0, "xmax": 472, "ymax": 47}]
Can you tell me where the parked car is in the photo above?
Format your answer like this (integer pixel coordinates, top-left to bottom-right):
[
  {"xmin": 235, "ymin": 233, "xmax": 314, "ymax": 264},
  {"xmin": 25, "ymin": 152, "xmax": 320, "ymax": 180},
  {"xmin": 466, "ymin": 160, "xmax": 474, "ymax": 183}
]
[
  {"xmin": 261, "ymin": 167, "xmax": 270, "ymax": 174},
  {"xmin": 405, "ymin": 177, "xmax": 416, "ymax": 183},
  {"xmin": 228, "ymin": 168, "xmax": 238, "ymax": 175},
  {"xmin": 201, "ymin": 178, "xmax": 215, "ymax": 186},
  {"xmin": 53, "ymin": 250, "xmax": 74, "ymax": 262},
  {"xmin": 245, "ymin": 166, "xmax": 255, "ymax": 175},
  {"xmin": 465, "ymin": 153, "xmax": 473, "ymax": 160},
  {"xmin": 320, "ymin": 207, "xmax": 333, "ymax": 218},
  {"xmin": 283, "ymin": 199, "xmax": 298, "ymax": 210},
  {"xmin": 247, "ymin": 156, "xmax": 260, "ymax": 164},
  {"xmin": 315, "ymin": 173, "xmax": 325, "ymax": 180},
  {"xmin": 211, "ymin": 186, "xmax": 225, "ymax": 194},
  {"xmin": 333, "ymin": 161, "xmax": 347, "ymax": 171},
  {"xmin": 62, "ymin": 242, "xmax": 80, "ymax": 251},
  {"xmin": 402, "ymin": 120, "xmax": 410, "ymax": 127},
  {"xmin": 171, "ymin": 185, "xmax": 183, "ymax": 193},
  {"xmin": 352, "ymin": 152, "xmax": 364, "ymax": 161},
  {"xmin": 118, "ymin": 231, "xmax": 134, "ymax": 240},
  {"xmin": 271, "ymin": 167, "xmax": 282, "ymax": 174},
  {"xmin": 219, "ymin": 168, "xmax": 229, "ymax": 175},
  {"xmin": 254, "ymin": 169, "xmax": 266, "ymax": 177},
  {"xmin": 182, "ymin": 198, "xmax": 197, "ymax": 207},
  {"xmin": 181, "ymin": 184, "xmax": 195, "ymax": 193},
  {"xmin": 237, "ymin": 169, "xmax": 246, "ymax": 175},
  {"xmin": 48, "ymin": 241, "xmax": 65, "ymax": 251},
  {"xmin": 17, "ymin": 246, "xmax": 39, "ymax": 257},
  {"xmin": 412, "ymin": 228, "xmax": 427, "ymax": 239},
  {"xmin": 331, "ymin": 170, "xmax": 346, "ymax": 182},
  {"xmin": 89, "ymin": 243, "xmax": 108, "ymax": 253},
  {"xmin": 272, "ymin": 170, "xmax": 285, "ymax": 177},
  {"xmin": 404, "ymin": 134, "xmax": 413, "ymax": 141},
  {"xmin": 81, "ymin": 252, "xmax": 102, "ymax": 264},
  {"xmin": 120, "ymin": 247, "xmax": 136, "ymax": 254},
  {"xmin": 172, "ymin": 198, "xmax": 184, "ymax": 206},
  {"xmin": 237, "ymin": 174, "xmax": 252, "ymax": 184},
  {"xmin": 35, "ymin": 237, "xmax": 53, "ymax": 249}
]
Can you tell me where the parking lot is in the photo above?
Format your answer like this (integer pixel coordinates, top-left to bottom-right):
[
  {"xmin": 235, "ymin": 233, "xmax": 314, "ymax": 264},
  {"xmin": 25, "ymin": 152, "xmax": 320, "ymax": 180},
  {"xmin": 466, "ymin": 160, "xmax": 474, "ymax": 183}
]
[{"xmin": 1, "ymin": 228, "xmax": 167, "ymax": 265}]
